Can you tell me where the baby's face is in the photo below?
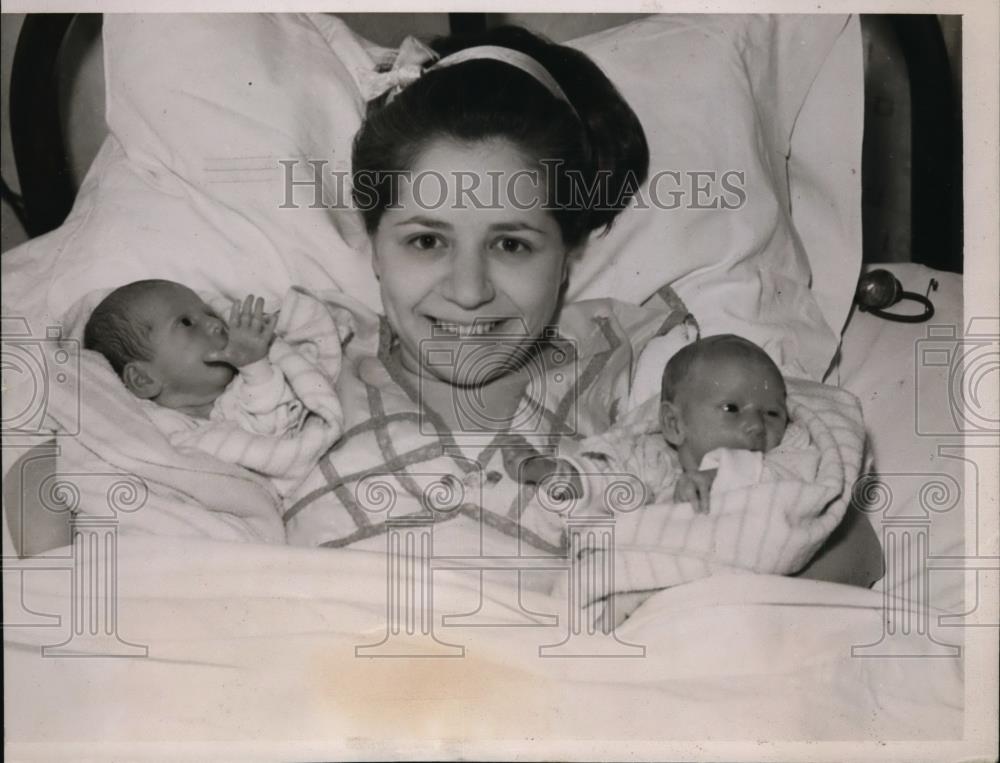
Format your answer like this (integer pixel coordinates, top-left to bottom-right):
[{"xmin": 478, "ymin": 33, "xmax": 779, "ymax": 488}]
[
  {"xmin": 669, "ymin": 352, "xmax": 788, "ymax": 465},
  {"xmin": 137, "ymin": 284, "xmax": 234, "ymax": 402}
]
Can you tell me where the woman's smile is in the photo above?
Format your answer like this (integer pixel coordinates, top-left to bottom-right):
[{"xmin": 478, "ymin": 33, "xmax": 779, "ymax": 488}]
[{"xmin": 427, "ymin": 317, "xmax": 506, "ymax": 338}]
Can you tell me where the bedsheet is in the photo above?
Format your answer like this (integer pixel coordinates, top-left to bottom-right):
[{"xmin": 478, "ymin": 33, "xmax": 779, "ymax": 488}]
[{"xmin": 4, "ymin": 534, "xmax": 963, "ymax": 757}]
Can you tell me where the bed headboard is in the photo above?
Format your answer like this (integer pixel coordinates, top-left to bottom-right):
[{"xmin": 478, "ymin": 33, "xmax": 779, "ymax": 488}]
[{"xmin": 4, "ymin": 12, "xmax": 963, "ymax": 273}]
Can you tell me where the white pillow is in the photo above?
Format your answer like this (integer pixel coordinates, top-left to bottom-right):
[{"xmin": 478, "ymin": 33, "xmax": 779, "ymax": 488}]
[
  {"xmin": 2, "ymin": 13, "xmax": 861, "ymax": 382},
  {"xmin": 566, "ymin": 15, "xmax": 861, "ymax": 379},
  {"xmin": 2, "ymin": 13, "xmax": 380, "ymax": 330}
]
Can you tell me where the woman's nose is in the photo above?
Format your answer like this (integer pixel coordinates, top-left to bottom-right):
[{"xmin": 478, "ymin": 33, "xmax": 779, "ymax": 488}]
[{"xmin": 445, "ymin": 250, "xmax": 496, "ymax": 308}]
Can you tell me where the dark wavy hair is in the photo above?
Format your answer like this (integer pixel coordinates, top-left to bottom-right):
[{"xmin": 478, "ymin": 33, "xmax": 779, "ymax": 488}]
[{"xmin": 351, "ymin": 25, "xmax": 649, "ymax": 249}]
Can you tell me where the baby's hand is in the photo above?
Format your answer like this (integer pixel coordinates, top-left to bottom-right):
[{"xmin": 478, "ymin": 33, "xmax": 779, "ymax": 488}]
[
  {"xmin": 499, "ymin": 435, "xmax": 560, "ymax": 482},
  {"xmin": 673, "ymin": 468, "xmax": 718, "ymax": 514},
  {"xmin": 500, "ymin": 435, "xmax": 546, "ymax": 483},
  {"xmin": 204, "ymin": 295, "xmax": 276, "ymax": 368},
  {"xmin": 499, "ymin": 435, "xmax": 582, "ymax": 501}
]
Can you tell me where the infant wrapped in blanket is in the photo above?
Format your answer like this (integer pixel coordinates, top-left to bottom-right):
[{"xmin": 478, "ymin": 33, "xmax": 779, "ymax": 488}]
[
  {"xmin": 503, "ymin": 334, "xmax": 816, "ymax": 512},
  {"xmin": 35, "ymin": 283, "xmax": 349, "ymax": 542},
  {"xmin": 505, "ymin": 334, "xmax": 864, "ymax": 623},
  {"xmin": 83, "ymin": 280, "xmax": 348, "ymax": 498}
]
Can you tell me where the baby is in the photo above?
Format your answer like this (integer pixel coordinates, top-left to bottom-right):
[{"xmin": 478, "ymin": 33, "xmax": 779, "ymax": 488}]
[
  {"xmin": 84, "ymin": 279, "xmax": 305, "ymax": 440},
  {"xmin": 504, "ymin": 334, "xmax": 811, "ymax": 513}
]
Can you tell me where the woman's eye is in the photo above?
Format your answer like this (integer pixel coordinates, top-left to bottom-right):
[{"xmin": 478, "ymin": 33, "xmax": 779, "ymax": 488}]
[
  {"xmin": 495, "ymin": 237, "xmax": 531, "ymax": 255},
  {"xmin": 409, "ymin": 233, "xmax": 442, "ymax": 251},
  {"xmin": 179, "ymin": 317, "xmax": 193, "ymax": 328},
  {"xmin": 722, "ymin": 403, "xmax": 739, "ymax": 413},
  {"xmin": 767, "ymin": 410, "xmax": 784, "ymax": 419}
]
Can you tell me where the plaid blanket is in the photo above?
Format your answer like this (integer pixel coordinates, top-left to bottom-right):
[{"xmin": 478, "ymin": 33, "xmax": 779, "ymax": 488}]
[
  {"xmin": 283, "ymin": 294, "xmax": 690, "ymax": 549},
  {"xmin": 283, "ymin": 287, "xmax": 862, "ymax": 629}
]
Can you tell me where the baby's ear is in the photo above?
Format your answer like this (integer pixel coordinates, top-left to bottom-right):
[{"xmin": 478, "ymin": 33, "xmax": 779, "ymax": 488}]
[
  {"xmin": 122, "ymin": 362, "xmax": 161, "ymax": 399},
  {"xmin": 660, "ymin": 400, "xmax": 685, "ymax": 447}
]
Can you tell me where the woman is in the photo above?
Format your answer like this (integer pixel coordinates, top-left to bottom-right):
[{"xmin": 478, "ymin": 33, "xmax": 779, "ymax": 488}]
[
  {"xmin": 283, "ymin": 25, "xmax": 882, "ymax": 589},
  {"xmin": 353, "ymin": 26, "xmax": 649, "ymax": 427}
]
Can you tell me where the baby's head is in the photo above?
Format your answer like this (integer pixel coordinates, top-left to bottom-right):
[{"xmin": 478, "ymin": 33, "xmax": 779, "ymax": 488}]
[
  {"xmin": 84, "ymin": 280, "xmax": 234, "ymax": 410},
  {"xmin": 660, "ymin": 335, "xmax": 788, "ymax": 468}
]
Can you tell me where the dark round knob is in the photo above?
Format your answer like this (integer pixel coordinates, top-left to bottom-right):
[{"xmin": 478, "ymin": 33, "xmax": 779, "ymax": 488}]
[{"xmin": 855, "ymin": 269, "xmax": 901, "ymax": 310}]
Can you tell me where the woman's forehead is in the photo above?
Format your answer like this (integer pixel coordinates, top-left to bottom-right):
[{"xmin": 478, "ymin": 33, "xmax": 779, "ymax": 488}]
[
  {"xmin": 412, "ymin": 136, "xmax": 533, "ymax": 172},
  {"xmin": 392, "ymin": 138, "xmax": 555, "ymax": 219}
]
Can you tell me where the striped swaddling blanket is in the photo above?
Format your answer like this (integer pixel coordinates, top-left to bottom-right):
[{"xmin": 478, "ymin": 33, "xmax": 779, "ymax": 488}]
[{"xmin": 518, "ymin": 379, "xmax": 865, "ymax": 621}]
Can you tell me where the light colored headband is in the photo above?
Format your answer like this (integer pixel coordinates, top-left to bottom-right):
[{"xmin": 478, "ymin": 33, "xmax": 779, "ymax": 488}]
[{"xmin": 357, "ymin": 35, "xmax": 576, "ymax": 114}]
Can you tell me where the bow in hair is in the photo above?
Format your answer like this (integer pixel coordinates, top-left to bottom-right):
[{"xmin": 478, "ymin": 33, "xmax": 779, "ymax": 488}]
[{"xmin": 357, "ymin": 36, "xmax": 439, "ymax": 103}]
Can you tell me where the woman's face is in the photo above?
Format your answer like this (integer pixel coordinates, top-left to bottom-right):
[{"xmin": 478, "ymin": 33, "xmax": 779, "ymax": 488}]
[{"xmin": 372, "ymin": 138, "xmax": 571, "ymax": 387}]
